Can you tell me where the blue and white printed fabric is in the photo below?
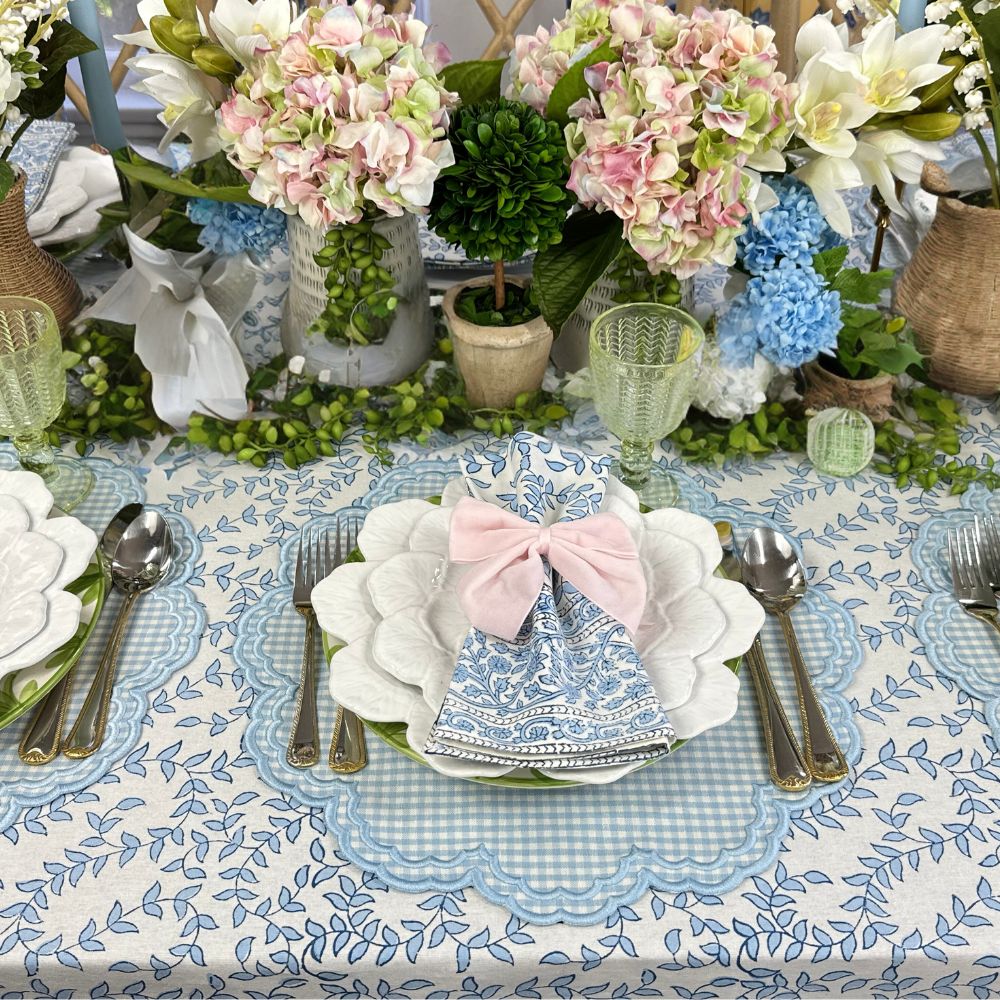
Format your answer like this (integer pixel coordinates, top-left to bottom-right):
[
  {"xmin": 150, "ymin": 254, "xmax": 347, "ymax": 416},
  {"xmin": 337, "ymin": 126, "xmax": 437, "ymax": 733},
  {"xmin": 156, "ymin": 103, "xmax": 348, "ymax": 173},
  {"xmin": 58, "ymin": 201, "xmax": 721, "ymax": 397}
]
[{"xmin": 424, "ymin": 434, "xmax": 674, "ymax": 769}]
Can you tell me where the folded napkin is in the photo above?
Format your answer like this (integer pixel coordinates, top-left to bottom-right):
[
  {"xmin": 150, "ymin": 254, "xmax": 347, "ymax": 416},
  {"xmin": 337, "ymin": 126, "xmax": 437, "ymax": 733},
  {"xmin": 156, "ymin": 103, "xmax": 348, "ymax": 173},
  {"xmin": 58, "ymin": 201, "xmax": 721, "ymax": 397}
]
[{"xmin": 424, "ymin": 433, "xmax": 674, "ymax": 770}]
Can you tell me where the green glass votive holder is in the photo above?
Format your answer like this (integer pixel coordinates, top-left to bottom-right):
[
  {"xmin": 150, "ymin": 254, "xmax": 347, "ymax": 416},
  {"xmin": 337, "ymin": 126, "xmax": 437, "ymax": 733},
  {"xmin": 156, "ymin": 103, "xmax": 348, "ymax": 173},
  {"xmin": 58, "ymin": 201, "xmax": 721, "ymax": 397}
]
[{"xmin": 807, "ymin": 407, "xmax": 875, "ymax": 477}]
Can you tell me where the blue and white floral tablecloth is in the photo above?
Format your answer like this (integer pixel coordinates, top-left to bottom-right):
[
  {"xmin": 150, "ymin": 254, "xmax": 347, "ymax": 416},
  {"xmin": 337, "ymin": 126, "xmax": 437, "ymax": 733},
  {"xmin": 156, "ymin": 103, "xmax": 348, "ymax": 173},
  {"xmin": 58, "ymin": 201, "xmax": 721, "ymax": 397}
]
[{"xmin": 1, "ymin": 395, "xmax": 999, "ymax": 997}]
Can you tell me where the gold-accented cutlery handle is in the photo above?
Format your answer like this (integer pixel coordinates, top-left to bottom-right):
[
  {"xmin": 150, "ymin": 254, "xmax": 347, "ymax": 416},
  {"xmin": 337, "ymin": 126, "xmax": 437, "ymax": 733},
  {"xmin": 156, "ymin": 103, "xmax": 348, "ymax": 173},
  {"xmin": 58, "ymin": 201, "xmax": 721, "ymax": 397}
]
[
  {"xmin": 64, "ymin": 590, "xmax": 142, "ymax": 760},
  {"xmin": 287, "ymin": 609, "xmax": 320, "ymax": 768},
  {"xmin": 19, "ymin": 670, "xmax": 76, "ymax": 766},
  {"xmin": 745, "ymin": 637, "xmax": 811, "ymax": 793},
  {"xmin": 777, "ymin": 610, "xmax": 849, "ymax": 782},
  {"xmin": 329, "ymin": 707, "xmax": 367, "ymax": 774}
]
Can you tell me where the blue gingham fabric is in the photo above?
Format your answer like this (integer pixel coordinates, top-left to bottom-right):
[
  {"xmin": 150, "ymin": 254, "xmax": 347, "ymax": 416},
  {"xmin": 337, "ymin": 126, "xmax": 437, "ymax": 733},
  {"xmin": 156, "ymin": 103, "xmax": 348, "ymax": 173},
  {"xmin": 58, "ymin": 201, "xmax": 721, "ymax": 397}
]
[
  {"xmin": 0, "ymin": 450, "xmax": 206, "ymax": 832},
  {"xmin": 236, "ymin": 458, "xmax": 863, "ymax": 925}
]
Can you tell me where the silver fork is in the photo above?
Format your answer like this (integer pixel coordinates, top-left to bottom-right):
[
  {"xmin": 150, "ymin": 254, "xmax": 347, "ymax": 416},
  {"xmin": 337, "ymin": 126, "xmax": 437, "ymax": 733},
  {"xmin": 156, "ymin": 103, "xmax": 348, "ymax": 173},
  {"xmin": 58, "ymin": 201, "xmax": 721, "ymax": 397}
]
[
  {"xmin": 327, "ymin": 521, "xmax": 367, "ymax": 774},
  {"xmin": 975, "ymin": 514, "xmax": 1000, "ymax": 601},
  {"xmin": 948, "ymin": 524, "xmax": 1000, "ymax": 636}
]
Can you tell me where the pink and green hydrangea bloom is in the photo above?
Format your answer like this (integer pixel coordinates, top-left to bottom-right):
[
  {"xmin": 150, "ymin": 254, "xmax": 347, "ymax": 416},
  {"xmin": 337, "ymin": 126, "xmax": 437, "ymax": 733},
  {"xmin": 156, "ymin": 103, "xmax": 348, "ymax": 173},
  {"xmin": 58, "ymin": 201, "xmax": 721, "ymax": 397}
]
[
  {"xmin": 219, "ymin": 0, "xmax": 456, "ymax": 230},
  {"xmin": 509, "ymin": 0, "xmax": 795, "ymax": 278}
]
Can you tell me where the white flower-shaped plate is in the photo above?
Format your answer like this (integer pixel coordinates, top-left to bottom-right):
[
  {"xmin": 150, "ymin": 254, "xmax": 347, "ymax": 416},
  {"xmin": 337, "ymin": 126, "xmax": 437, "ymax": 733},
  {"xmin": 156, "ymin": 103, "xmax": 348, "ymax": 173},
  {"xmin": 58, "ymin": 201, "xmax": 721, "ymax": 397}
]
[
  {"xmin": 314, "ymin": 478, "xmax": 763, "ymax": 788},
  {"xmin": 0, "ymin": 470, "xmax": 99, "ymax": 678}
]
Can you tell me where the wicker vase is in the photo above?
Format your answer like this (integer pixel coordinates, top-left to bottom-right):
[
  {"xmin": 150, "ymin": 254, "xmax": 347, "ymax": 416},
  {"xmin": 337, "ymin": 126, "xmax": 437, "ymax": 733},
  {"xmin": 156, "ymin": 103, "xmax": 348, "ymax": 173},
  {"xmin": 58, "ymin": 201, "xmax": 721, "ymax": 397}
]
[
  {"xmin": 802, "ymin": 361, "xmax": 896, "ymax": 424},
  {"xmin": 896, "ymin": 162, "xmax": 1000, "ymax": 397},
  {"xmin": 281, "ymin": 212, "xmax": 433, "ymax": 386},
  {"xmin": 553, "ymin": 267, "xmax": 694, "ymax": 372},
  {"xmin": 0, "ymin": 172, "xmax": 82, "ymax": 332}
]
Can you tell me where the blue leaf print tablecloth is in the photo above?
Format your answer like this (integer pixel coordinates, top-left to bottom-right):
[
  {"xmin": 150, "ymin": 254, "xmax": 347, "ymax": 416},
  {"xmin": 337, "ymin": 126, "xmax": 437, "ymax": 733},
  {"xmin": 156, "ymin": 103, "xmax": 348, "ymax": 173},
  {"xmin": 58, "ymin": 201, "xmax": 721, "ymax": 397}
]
[{"xmin": 1, "ymin": 393, "xmax": 999, "ymax": 994}]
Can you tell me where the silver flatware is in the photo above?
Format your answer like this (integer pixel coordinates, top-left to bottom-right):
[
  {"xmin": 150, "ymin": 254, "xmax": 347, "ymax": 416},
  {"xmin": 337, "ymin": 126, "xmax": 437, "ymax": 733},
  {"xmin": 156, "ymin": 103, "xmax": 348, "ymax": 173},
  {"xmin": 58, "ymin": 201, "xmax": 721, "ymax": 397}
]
[
  {"xmin": 63, "ymin": 509, "xmax": 173, "ymax": 759},
  {"xmin": 327, "ymin": 522, "xmax": 366, "ymax": 774},
  {"xmin": 974, "ymin": 515, "xmax": 1000, "ymax": 603},
  {"xmin": 717, "ymin": 523, "xmax": 810, "ymax": 793},
  {"xmin": 19, "ymin": 503, "xmax": 144, "ymax": 766},
  {"xmin": 741, "ymin": 527, "xmax": 849, "ymax": 784},
  {"xmin": 287, "ymin": 523, "xmax": 366, "ymax": 772},
  {"xmin": 949, "ymin": 523, "xmax": 1000, "ymax": 635}
]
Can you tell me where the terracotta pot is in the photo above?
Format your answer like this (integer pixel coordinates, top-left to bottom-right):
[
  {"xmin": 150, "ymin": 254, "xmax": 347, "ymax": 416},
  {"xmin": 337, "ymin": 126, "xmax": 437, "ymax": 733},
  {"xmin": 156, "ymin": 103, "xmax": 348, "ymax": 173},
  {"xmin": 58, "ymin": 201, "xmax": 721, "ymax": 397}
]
[
  {"xmin": 0, "ymin": 172, "xmax": 82, "ymax": 332},
  {"xmin": 802, "ymin": 361, "xmax": 895, "ymax": 423},
  {"xmin": 896, "ymin": 162, "xmax": 1000, "ymax": 397},
  {"xmin": 443, "ymin": 275, "xmax": 552, "ymax": 409}
]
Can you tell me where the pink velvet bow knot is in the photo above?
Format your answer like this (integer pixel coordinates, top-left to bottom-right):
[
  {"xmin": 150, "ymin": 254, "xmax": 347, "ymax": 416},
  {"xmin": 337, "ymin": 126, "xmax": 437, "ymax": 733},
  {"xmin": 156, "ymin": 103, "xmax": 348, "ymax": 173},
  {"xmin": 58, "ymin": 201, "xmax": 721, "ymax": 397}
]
[{"xmin": 448, "ymin": 496, "xmax": 647, "ymax": 642}]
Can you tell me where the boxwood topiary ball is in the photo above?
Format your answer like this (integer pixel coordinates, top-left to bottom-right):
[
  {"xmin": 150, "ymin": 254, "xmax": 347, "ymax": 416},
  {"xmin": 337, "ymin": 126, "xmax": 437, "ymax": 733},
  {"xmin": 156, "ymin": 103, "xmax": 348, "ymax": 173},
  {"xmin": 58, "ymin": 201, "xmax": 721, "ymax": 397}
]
[{"xmin": 429, "ymin": 96, "xmax": 573, "ymax": 264}]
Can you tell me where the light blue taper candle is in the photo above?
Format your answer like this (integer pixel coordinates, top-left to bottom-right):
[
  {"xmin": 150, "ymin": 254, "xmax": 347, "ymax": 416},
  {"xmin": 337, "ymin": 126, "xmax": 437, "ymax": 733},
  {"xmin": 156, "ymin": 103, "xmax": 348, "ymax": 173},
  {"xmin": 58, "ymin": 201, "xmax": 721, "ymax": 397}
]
[
  {"xmin": 897, "ymin": 0, "xmax": 928, "ymax": 31},
  {"xmin": 67, "ymin": 0, "xmax": 127, "ymax": 151}
]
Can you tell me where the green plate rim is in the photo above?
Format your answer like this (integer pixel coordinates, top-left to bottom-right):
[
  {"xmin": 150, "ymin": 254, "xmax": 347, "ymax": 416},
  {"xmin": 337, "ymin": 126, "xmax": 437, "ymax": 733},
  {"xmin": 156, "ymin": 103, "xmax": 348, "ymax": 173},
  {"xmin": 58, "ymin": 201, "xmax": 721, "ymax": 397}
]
[
  {"xmin": 322, "ymin": 498, "xmax": 740, "ymax": 790},
  {"xmin": 0, "ymin": 556, "xmax": 107, "ymax": 732}
]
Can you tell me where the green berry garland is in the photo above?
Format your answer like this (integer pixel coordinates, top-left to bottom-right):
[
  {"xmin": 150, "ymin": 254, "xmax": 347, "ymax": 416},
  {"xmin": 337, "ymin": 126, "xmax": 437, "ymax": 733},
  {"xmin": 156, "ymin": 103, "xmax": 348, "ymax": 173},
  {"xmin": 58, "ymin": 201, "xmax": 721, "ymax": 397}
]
[
  {"xmin": 609, "ymin": 244, "xmax": 683, "ymax": 307},
  {"xmin": 309, "ymin": 217, "xmax": 399, "ymax": 346}
]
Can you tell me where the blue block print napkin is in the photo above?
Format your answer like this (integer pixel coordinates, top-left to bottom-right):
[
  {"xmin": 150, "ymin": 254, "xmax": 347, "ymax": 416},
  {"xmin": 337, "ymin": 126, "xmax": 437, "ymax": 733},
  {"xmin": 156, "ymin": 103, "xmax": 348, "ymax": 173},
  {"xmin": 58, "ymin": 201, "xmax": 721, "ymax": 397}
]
[{"xmin": 424, "ymin": 433, "xmax": 674, "ymax": 769}]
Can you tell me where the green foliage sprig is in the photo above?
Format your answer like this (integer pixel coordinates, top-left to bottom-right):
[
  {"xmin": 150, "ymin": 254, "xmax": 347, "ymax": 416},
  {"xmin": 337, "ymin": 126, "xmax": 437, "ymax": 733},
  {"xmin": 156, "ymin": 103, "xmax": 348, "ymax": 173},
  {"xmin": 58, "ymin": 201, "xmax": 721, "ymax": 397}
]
[
  {"xmin": 186, "ymin": 340, "xmax": 570, "ymax": 467},
  {"xmin": 813, "ymin": 246, "xmax": 924, "ymax": 380},
  {"xmin": 49, "ymin": 322, "xmax": 168, "ymax": 449},
  {"xmin": 310, "ymin": 217, "xmax": 398, "ymax": 346}
]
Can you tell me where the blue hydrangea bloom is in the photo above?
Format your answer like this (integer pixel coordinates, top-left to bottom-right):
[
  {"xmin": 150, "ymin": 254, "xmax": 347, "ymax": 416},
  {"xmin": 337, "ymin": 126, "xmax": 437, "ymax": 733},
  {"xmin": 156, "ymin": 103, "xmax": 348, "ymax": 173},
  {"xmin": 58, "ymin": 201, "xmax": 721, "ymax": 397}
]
[
  {"xmin": 187, "ymin": 199, "xmax": 287, "ymax": 258},
  {"xmin": 737, "ymin": 176, "xmax": 839, "ymax": 275},
  {"xmin": 718, "ymin": 262, "xmax": 841, "ymax": 369}
]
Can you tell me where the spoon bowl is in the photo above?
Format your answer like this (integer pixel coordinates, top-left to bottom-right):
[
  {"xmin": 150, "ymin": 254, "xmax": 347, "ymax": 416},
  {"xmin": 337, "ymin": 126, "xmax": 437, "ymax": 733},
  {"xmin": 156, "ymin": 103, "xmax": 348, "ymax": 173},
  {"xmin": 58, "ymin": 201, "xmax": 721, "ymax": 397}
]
[
  {"xmin": 740, "ymin": 527, "xmax": 807, "ymax": 611},
  {"xmin": 99, "ymin": 503, "xmax": 144, "ymax": 572},
  {"xmin": 110, "ymin": 510, "xmax": 173, "ymax": 592}
]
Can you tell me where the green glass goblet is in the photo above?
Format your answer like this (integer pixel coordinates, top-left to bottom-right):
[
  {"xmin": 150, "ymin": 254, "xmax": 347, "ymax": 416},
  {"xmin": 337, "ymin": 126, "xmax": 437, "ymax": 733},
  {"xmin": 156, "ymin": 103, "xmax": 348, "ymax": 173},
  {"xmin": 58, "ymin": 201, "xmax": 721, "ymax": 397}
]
[
  {"xmin": 0, "ymin": 296, "xmax": 93, "ymax": 511},
  {"xmin": 589, "ymin": 302, "xmax": 704, "ymax": 508}
]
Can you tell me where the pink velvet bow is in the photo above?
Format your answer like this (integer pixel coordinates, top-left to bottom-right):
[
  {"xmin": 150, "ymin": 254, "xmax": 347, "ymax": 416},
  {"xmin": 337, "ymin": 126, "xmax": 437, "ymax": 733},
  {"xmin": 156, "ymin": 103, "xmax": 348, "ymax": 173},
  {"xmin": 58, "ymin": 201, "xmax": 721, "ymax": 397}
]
[{"xmin": 448, "ymin": 496, "xmax": 647, "ymax": 642}]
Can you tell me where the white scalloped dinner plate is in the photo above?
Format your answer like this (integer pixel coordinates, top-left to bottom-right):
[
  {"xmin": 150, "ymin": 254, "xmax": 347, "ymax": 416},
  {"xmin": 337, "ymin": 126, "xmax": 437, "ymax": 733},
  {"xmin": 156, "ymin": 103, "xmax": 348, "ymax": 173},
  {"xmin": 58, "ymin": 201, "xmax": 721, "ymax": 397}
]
[{"xmin": 314, "ymin": 478, "xmax": 763, "ymax": 787}]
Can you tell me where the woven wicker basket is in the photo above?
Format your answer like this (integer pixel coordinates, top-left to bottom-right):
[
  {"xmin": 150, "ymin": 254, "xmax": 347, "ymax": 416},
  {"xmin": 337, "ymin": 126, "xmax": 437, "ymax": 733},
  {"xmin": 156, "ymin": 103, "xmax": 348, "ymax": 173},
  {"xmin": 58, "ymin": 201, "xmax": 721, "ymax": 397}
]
[
  {"xmin": 896, "ymin": 162, "xmax": 1000, "ymax": 397},
  {"xmin": 281, "ymin": 212, "xmax": 433, "ymax": 386},
  {"xmin": 0, "ymin": 172, "xmax": 82, "ymax": 333},
  {"xmin": 802, "ymin": 362, "xmax": 896, "ymax": 424}
]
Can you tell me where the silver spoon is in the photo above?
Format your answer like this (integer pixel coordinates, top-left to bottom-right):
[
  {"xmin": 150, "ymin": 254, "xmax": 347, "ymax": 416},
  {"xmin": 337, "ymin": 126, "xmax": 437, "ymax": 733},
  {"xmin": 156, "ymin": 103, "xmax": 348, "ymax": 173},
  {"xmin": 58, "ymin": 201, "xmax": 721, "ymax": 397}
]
[
  {"xmin": 741, "ymin": 527, "xmax": 849, "ymax": 783},
  {"xmin": 19, "ymin": 504, "xmax": 144, "ymax": 765},
  {"xmin": 716, "ymin": 523, "xmax": 810, "ymax": 793},
  {"xmin": 63, "ymin": 509, "xmax": 173, "ymax": 760}
]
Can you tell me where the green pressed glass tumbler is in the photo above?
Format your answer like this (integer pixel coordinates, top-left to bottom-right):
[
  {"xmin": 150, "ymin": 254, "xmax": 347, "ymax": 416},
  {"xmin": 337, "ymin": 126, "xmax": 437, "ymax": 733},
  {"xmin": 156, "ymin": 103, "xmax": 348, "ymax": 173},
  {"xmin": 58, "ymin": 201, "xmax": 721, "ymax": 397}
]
[
  {"xmin": 0, "ymin": 296, "xmax": 93, "ymax": 511},
  {"xmin": 590, "ymin": 302, "xmax": 704, "ymax": 508}
]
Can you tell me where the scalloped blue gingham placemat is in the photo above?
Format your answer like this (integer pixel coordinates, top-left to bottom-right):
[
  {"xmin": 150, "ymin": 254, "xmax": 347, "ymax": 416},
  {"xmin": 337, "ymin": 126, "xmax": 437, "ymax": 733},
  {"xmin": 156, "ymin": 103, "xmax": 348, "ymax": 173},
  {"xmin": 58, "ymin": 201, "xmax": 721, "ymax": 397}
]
[
  {"xmin": 235, "ymin": 458, "xmax": 865, "ymax": 925},
  {"xmin": 914, "ymin": 485, "xmax": 1000, "ymax": 743},
  {"xmin": 0, "ymin": 452, "xmax": 206, "ymax": 833}
]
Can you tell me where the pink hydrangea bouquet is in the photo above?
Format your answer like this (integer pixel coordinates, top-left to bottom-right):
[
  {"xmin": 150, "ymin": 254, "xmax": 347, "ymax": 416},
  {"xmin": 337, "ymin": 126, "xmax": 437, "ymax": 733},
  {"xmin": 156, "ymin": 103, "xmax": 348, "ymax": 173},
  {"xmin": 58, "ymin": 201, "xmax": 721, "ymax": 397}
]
[
  {"xmin": 218, "ymin": 1, "xmax": 456, "ymax": 230},
  {"xmin": 508, "ymin": 0, "xmax": 793, "ymax": 279}
]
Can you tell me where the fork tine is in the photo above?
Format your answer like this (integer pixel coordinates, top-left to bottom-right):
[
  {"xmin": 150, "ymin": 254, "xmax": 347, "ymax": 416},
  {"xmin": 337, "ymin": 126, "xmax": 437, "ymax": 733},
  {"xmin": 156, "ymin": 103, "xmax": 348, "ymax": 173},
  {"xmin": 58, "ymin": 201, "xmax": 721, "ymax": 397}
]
[
  {"xmin": 948, "ymin": 530, "xmax": 962, "ymax": 592},
  {"xmin": 334, "ymin": 521, "xmax": 342, "ymax": 569},
  {"xmin": 295, "ymin": 532, "xmax": 307, "ymax": 585},
  {"xmin": 346, "ymin": 518, "xmax": 358, "ymax": 557},
  {"xmin": 962, "ymin": 525, "xmax": 986, "ymax": 589},
  {"xmin": 982, "ymin": 514, "xmax": 1000, "ymax": 582}
]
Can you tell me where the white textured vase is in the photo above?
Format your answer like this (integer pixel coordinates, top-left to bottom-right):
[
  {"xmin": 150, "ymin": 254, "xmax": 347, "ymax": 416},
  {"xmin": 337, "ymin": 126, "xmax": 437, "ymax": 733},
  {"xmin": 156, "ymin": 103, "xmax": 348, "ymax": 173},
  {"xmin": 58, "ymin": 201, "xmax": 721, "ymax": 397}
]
[
  {"xmin": 281, "ymin": 212, "xmax": 434, "ymax": 386},
  {"xmin": 553, "ymin": 270, "xmax": 694, "ymax": 373}
]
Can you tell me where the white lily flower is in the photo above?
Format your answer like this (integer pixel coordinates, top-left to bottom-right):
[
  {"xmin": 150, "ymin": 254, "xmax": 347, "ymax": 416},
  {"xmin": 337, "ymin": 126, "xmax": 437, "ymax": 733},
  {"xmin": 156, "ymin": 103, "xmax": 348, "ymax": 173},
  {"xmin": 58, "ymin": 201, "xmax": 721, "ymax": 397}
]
[
  {"xmin": 794, "ymin": 14, "xmax": 852, "ymax": 67},
  {"xmin": 794, "ymin": 152, "xmax": 864, "ymax": 236},
  {"xmin": 852, "ymin": 128, "xmax": 943, "ymax": 214},
  {"xmin": 827, "ymin": 17, "xmax": 950, "ymax": 115},
  {"xmin": 129, "ymin": 52, "xmax": 223, "ymax": 161},
  {"xmin": 792, "ymin": 51, "xmax": 874, "ymax": 157},
  {"xmin": 210, "ymin": 0, "xmax": 295, "ymax": 66}
]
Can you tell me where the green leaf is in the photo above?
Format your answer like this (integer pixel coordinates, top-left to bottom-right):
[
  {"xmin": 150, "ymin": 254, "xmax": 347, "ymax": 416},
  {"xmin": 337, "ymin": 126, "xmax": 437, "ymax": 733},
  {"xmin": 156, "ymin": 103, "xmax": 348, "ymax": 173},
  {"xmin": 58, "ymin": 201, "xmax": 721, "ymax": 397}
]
[
  {"xmin": 0, "ymin": 161, "xmax": 15, "ymax": 204},
  {"xmin": 113, "ymin": 148, "xmax": 256, "ymax": 204},
  {"xmin": 811, "ymin": 245, "xmax": 849, "ymax": 283},
  {"xmin": 546, "ymin": 39, "xmax": 615, "ymax": 127},
  {"xmin": 830, "ymin": 265, "xmax": 893, "ymax": 304},
  {"xmin": 534, "ymin": 209, "xmax": 623, "ymax": 335},
  {"xmin": 440, "ymin": 59, "xmax": 506, "ymax": 107},
  {"xmin": 16, "ymin": 21, "xmax": 96, "ymax": 119}
]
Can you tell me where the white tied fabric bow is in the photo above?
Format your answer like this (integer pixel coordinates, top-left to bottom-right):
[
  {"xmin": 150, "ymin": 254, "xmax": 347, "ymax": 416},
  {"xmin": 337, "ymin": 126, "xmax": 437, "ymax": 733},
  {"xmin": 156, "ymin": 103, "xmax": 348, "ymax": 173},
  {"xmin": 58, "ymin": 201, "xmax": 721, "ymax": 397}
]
[{"xmin": 79, "ymin": 227, "xmax": 258, "ymax": 430}]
